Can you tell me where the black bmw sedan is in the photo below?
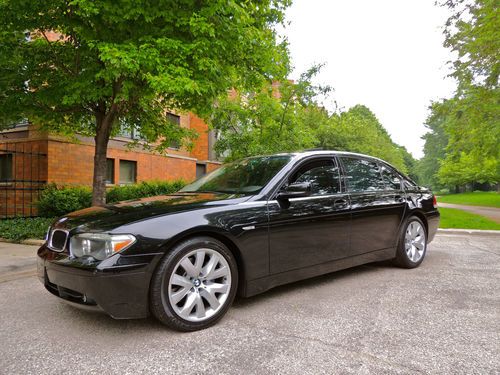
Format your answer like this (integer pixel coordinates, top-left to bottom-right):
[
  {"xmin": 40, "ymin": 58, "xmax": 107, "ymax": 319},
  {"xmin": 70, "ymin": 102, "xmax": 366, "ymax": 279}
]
[{"xmin": 38, "ymin": 151, "xmax": 439, "ymax": 331}]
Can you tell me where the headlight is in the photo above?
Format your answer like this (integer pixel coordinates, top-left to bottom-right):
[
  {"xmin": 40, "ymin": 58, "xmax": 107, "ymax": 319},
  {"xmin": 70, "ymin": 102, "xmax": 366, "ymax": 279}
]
[{"xmin": 70, "ymin": 233, "xmax": 136, "ymax": 260}]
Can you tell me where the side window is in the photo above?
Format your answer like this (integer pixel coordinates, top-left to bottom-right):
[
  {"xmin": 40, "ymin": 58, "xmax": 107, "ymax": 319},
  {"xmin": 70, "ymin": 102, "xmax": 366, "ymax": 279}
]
[
  {"xmin": 341, "ymin": 157, "xmax": 383, "ymax": 192},
  {"xmin": 291, "ymin": 159, "xmax": 340, "ymax": 196},
  {"xmin": 380, "ymin": 165, "xmax": 401, "ymax": 190}
]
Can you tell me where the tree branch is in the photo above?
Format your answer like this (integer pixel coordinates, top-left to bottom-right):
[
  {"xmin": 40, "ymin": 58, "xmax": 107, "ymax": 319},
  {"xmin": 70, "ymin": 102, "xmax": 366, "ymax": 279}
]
[{"xmin": 40, "ymin": 30, "xmax": 75, "ymax": 76}]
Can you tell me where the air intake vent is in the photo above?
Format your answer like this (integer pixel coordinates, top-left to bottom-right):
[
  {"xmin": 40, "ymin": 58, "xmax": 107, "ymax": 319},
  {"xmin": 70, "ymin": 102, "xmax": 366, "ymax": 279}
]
[{"xmin": 49, "ymin": 230, "xmax": 68, "ymax": 252}]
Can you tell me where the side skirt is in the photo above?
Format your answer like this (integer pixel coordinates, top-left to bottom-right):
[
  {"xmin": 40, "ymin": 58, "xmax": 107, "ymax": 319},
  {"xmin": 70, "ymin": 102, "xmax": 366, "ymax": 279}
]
[{"xmin": 243, "ymin": 247, "xmax": 396, "ymax": 298}]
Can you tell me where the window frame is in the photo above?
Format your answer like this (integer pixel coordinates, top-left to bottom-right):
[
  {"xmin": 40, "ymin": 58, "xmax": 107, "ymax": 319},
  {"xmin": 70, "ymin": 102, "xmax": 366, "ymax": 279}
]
[
  {"xmin": 195, "ymin": 163, "xmax": 207, "ymax": 179},
  {"xmin": 119, "ymin": 159, "xmax": 137, "ymax": 185},
  {"xmin": 105, "ymin": 158, "xmax": 115, "ymax": 185},
  {"xmin": 338, "ymin": 155, "xmax": 386, "ymax": 194},
  {"xmin": 0, "ymin": 153, "xmax": 13, "ymax": 182},
  {"xmin": 379, "ymin": 162, "xmax": 403, "ymax": 191},
  {"xmin": 166, "ymin": 113, "xmax": 182, "ymax": 150},
  {"xmin": 273, "ymin": 156, "xmax": 342, "ymax": 199}
]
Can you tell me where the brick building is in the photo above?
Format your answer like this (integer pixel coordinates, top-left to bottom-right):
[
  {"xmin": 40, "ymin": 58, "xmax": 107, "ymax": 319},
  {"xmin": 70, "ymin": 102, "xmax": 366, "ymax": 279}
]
[{"xmin": 0, "ymin": 113, "xmax": 220, "ymax": 217}]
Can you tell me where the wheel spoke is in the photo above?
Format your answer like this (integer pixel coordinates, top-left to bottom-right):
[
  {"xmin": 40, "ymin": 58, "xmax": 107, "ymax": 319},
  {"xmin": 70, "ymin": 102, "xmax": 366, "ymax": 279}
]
[
  {"xmin": 195, "ymin": 293, "xmax": 206, "ymax": 319},
  {"xmin": 170, "ymin": 286, "xmax": 191, "ymax": 304},
  {"xmin": 210, "ymin": 266, "xmax": 228, "ymax": 280},
  {"xmin": 202, "ymin": 254, "xmax": 218, "ymax": 279},
  {"xmin": 180, "ymin": 258, "xmax": 198, "ymax": 278},
  {"xmin": 171, "ymin": 274, "xmax": 192, "ymax": 288},
  {"xmin": 414, "ymin": 238, "xmax": 425, "ymax": 251},
  {"xmin": 193, "ymin": 251, "xmax": 205, "ymax": 276},
  {"xmin": 180, "ymin": 293, "xmax": 197, "ymax": 317},
  {"xmin": 206, "ymin": 282, "xmax": 229, "ymax": 295},
  {"xmin": 200, "ymin": 287, "xmax": 220, "ymax": 310}
]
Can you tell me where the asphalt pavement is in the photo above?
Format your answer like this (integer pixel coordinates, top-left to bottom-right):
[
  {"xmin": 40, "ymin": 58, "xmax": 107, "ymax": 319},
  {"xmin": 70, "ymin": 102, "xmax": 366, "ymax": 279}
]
[{"xmin": 0, "ymin": 233, "xmax": 499, "ymax": 374}]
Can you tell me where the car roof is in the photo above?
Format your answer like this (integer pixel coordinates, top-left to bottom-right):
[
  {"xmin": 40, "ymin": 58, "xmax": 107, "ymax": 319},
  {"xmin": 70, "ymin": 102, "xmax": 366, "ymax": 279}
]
[{"xmin": 265, "ymin": 150, "xmax": 395, "ymax": 167}]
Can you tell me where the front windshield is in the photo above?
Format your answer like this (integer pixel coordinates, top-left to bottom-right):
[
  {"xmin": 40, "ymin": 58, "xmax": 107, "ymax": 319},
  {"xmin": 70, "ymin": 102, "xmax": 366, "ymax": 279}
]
[{"xmin": 180, "ymin": 155, "xmax": 292, "ymax": 195}]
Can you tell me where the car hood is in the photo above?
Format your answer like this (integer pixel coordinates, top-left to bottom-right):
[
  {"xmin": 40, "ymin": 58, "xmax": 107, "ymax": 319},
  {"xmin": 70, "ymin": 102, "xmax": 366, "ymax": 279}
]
[{"xmin": 51, "ymin": 192, "xmax": 250, "ymax": 232}]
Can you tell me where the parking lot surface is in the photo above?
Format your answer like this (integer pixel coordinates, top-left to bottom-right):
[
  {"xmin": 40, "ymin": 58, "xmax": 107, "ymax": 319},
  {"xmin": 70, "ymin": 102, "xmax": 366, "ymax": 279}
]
[{"xmin": 0, "ymin": 233, "xmax": 498, "ymax": 374}]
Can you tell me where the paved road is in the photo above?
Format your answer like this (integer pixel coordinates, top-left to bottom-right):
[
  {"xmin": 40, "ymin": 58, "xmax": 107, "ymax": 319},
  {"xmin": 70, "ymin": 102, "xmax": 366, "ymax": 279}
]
[
  {"xmin": 0, "ymin": 241, "xmax": 37, "ymax": 283},
  {"xmin": 438, "ymin": 202, "xmax": 500, "ymax": 223},
  {"xmin": 0, "ymin": 234, "xmax": 499, "ymax": 374}
]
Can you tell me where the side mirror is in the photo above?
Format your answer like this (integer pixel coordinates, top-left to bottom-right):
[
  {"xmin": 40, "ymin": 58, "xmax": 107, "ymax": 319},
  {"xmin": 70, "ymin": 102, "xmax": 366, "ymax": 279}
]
[{"xmin": 277, "ymin": 182, "xmax": 311, "ymax": 200}]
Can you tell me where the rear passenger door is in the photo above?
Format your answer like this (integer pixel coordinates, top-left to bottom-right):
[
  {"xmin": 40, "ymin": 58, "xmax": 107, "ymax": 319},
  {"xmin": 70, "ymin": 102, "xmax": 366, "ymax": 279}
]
[{"xmin": 340, "ymin": 156, "xmax": 406, "ymax": 256}]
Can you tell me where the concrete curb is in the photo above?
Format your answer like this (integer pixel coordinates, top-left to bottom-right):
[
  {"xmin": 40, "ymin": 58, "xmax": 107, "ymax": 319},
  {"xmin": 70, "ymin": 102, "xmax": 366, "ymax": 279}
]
[
  {"xmin": 0, "ymin": 238, "xmax": 45, "ymax": 246},
  {"xmin": 437, "ymin": 228, "xmax": 500, "ymax": 236}
]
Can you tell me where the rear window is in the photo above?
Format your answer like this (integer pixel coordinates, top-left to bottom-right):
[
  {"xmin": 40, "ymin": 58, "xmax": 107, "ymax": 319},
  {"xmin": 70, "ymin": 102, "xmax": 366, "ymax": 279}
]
[{"xmin": 341, "ymin": 157, "xmax": 384, "ymax": 192}]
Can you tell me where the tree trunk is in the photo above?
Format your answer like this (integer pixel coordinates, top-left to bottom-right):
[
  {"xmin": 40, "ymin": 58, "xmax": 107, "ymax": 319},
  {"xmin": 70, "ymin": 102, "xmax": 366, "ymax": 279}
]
[{"xmin": 92, "ymin": 111, "xmax": 114, "ymax": 206}]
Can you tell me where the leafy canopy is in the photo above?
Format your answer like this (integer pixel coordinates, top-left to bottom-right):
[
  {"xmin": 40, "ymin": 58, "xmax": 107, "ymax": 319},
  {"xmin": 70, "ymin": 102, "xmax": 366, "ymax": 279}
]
[
  {"xmin": 420, "ymin": 0, "xmax": 499, "ymax": 189},
  {"xmin": 0, "ymin": 0, "xmax": 291, "ymax": 149},
  {"xmin": 210, "ymin": 65, "xmax": 415, "ymax": 174}
]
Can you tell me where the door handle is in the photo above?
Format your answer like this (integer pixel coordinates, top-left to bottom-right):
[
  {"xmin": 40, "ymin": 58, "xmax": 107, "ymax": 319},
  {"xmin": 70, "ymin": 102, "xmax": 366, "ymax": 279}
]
[{"xmin": 334, "ymin": 198, "xmax": 348, "ymax": 209}]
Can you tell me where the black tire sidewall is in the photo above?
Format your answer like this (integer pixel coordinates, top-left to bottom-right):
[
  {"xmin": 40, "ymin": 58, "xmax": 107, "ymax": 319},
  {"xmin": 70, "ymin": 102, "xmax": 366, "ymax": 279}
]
[{"xmin": 150, "ymin": 236, "xmax": 238, "ymax": 331}]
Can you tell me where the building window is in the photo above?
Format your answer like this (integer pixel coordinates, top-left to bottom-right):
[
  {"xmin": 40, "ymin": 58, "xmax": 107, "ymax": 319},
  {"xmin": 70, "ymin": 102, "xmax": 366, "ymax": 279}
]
[
  {"xmin": 119, "ymin": 160, "xmax": 137, "ymax": 185},
  {"xmin": 0, "ymin": 154, "xmax": 13, "ymax": 182},
  {"xmin": 167, "ymin": 113, "xmax": 181, "ymax": 149},
  {"xmin": 196, "ymin": 163, "xmax": 207, "ymax": 179},
  {"xmin": 106, "ymin": 158, "xmax": 115, "ymax": 184}
]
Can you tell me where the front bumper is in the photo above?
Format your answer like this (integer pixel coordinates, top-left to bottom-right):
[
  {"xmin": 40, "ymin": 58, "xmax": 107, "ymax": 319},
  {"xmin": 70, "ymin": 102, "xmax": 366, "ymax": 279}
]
[{"xmin": 37, "ymin": 245, "xmax": 160, "ymax": 319}]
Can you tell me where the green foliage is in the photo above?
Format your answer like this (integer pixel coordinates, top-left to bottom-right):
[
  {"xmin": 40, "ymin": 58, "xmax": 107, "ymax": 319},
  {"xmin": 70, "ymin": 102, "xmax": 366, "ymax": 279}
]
[
  {"xmin": 317, "ymin": 105, "xmax": 409, "ymax": 173},
  {"xmin": 443, "ymin": 0, "xmax": 499, "ymax": 91},
  {"xmin": 210, "ymin": 65, "xmax": 415, "ymax": 174},
  {"xmin": 438, "ymin": 191, "xmax": 500, "ymax": 208},
  {"xmin": 0, "ymin": 217, "xmax": 55, "ymax": 242},
  {"xmin": 209, "ymin": 65, "xmax": 330, "ymax": 160},
  {"xmin": 0, "ymin": 0, "xmax": 290, "ymax": 136},
  {"xmin": 0, "ymin": 0, "xmax": 292, "ymax": 204},
  {"xmin": 37, "ymin": 184, "xmax": 92, "ymax": 217},
  {"xmin": 417, "ymin": 101, "xmax": 450, "ymax": 189},
  {"xmin": 436, "ymin": 89, "xmax": 499, "ymax": 187},
  {"xmin": 420, "ymin": 0, "xmax": 499, "ymax": 189},
  {"xmin": 438, "ymin": 207, "xmax": 500, "ymax": 230},
  {"xmin": 37, "ymin": 180, "xmax": 186, "ymax": 217},
  {"xmin": 106, "ymin": 180, "xmax": 185, "ymax": 203}
]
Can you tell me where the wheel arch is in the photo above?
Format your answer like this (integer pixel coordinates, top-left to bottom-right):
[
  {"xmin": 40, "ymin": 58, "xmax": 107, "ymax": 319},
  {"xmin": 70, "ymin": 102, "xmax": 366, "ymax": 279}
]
[
  {"xmin": 158, "ymin": 228, "xmax": 247, "ymax": 296},
  {"xmin": 407, "ymin": 209, "xmax": 429, "ymax": 237}
]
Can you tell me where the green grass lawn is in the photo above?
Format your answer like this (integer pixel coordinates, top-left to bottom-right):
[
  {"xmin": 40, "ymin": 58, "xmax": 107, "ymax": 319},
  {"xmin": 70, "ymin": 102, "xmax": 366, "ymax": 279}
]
[
  {"xmin": 439, "ymin": 207, "xmax": 500, "ymax": 230},
  {"xmin": 438, "ymin": 191, "xmax": 500, "ymax": 208}
]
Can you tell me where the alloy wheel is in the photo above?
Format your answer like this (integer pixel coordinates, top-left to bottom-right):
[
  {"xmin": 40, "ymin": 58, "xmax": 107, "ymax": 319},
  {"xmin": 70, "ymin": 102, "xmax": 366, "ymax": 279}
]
[
  {"xmin": 404, "ymin": 221, "xmax": 426, "ymax": 262},
  {"xmin": 168, "ymin": 249, "xmax": 231, "ymax": 322}
]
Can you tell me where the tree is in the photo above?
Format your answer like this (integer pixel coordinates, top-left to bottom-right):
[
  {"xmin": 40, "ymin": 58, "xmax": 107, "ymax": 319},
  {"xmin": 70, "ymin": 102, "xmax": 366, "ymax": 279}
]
[
  {"xmin": 417, "ymin": 101, "xmax": 449, "ymax": 189},
  {"xmin": 317, "ymin": 105, "xmax": 409, "ymax": 173},
  {"xmin": 209, "ymin": 65, "xmax": 331, "ymax": 161},
  {"xmin": 434, "ymin": 0, "xmax": 499, "ymax": 189},
  {"xmin": 0, "ymin": 0, "xmax": 291, "ymax": 205}
]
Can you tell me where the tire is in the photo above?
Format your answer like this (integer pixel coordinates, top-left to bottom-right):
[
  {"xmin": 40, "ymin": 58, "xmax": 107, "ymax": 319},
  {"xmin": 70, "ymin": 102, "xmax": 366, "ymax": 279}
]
[
  {"xmin": 150, "ymin": 236, "xmax": 238, "ymax": 331},
  {"xmin": 393, "ymin": 216, "xmax": 427, "ymax": 269}
]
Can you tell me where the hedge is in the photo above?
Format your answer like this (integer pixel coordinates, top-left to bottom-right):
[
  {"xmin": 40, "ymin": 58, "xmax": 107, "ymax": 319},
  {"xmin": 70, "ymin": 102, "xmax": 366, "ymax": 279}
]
[
  {"xmin": 0, "ymin": 217, "xmax": 55, "ymax": 242},
  {"xmin": 37, "ymin": 180, "xmax": 186, "ymax": 218}
]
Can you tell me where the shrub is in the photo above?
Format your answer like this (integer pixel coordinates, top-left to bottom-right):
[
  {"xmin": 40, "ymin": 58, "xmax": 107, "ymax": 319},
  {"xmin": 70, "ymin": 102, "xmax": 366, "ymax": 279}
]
[
  {"xmin": 36, "ymin": 180, "xmax": 186, "ymax": 217},
  {"xmin": 0, "ymin": 217, "xmax": 55, "ymax": 242},
  {"xmin": 106, "ymin": 180, "xmax": 186, "ymax": 203},
  {"xmin": 37, "ymin": 184, "xmax": 92, "ymax": 218}
]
